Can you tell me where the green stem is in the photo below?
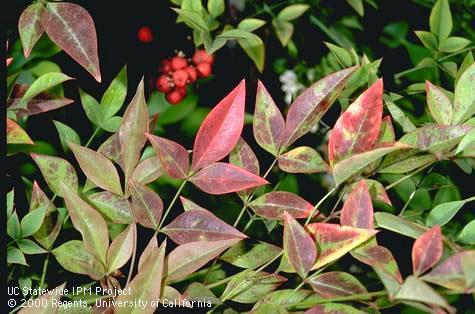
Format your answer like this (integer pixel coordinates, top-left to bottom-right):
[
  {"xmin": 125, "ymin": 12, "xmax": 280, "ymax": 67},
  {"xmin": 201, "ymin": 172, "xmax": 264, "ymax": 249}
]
[
  {"xmin": 305, "ymin": 187, "xmax": 337, "ymax": 225},
  {"xmin": 155, "ymin": 180, "xmax": 187, "ymax": 235},
  {"xmin": 287, "ymin": 290, "xmax": 387, "ymax": 310},
  {"xmin": 385, "ymin": 161, "xmax": 434, "ymax": 191},
  {"xmin": 85, "ymin": 126, "xmax": 101, "ymax": 148},
  {"xmin": 39, "ymin": 254, "xmax": 50, "ymax": 290},
  {"xmin": 125, "ymin": 210, "xmax": 138, "ymax": 287}
]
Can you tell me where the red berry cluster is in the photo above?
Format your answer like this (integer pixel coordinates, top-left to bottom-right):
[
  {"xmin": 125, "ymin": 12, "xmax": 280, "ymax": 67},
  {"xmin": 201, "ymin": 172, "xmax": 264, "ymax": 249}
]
[{"xmin": 156, "ymin": 50, "xmax": 214, "ymax": 104}]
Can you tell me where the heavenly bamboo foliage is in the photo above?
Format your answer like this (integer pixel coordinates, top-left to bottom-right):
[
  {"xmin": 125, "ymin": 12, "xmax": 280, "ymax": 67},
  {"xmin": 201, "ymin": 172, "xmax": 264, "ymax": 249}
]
[
  {"xmin": 229, "ymin": 137, "xmax": 261, "ymax": 200},
  {"xmin": 340, "ymin": 180, "xmax": 374, "ymax": 229},
  {"xmin": 146, "ymin": 133, "xmax": 190, "ymax": 179},
  {"xmin": 412, "ymin": 225, "xmax": 443, "ymax": 276},
  {"xmin": 18, "ymin": 283, "xmax": 66, "ymax": 314},
  {"xmin": 18, "ymin": 2, "xmax": 44, "ymax": 58}
]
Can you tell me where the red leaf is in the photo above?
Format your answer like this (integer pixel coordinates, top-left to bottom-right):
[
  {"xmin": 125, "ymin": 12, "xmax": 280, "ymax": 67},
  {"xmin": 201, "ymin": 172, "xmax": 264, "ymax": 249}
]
[
  {"xmin": 189, "ymin": 162, "xmax": 268, "ymax": 195},
  {"xmin": 278, "ymin": 146, "xmax": 328, "ymax": 174},
  {"xmin": 229, "ymin": 138, "xmax": 260, "ymax": 200},
  {"xmin": 340, "ymin": 180, "xmax": 373, "ymax": 229},
  {"xmin": 129, "ymin": 181, "xmax": 163, "ymax": 229},
  {"xmin": 146, "ymin": 133, "xmax": 189, "ymax": 179},
  {"xmin": 18, "ymin": 3, "xmax": 44, "ymax": 58},
  {"xmin": 282, "ymin": 67, "xmax": 357, "ymax": 148},
  {"xmin": 42, "ymin": 3, "xmax": 101, "ymax": 82},
  {"xmin": 7, "ymin": 118, "xmax": 34, "ymax": 145},
  {"xmin": 328, "ymin": 79, "xmax": 383, "ymax": 166},
  {"xmin": 191, "ymin": 80, "xmax": 246, "ymax": 171},
  {"xmin": 163, "ymin": 210, "xmax": 247, "ymax": 244},
  {"xmin": 253, "ymin": 81, "xmax": 285, "ymax": 156},
  {"xmin": 249, "ymin": 191, "xmax": 315, "ymax": 220},
  {"xmin": 283, "ymin": 212, "xmax": 317, "ymax": 278},
  {"xmin": 412, "ymin": 225, "xmax": 443, "ymax": 276},
  {"xmin": 308, "ymin": 271, "xmax": 367, "ymax": 298}
]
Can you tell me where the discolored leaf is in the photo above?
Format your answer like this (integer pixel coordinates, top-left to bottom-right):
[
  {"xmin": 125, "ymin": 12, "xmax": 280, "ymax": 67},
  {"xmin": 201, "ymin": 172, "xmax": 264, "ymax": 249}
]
[
  {"xmin": 119, "ymin": 80, "xmax": 149, "ymax": 180},
  {"xmin": 7, "ymin": 118, "xmax": 33, "ymax": 145},
  {"xmin": 52, "ymin": 240, "xmax": 105, "ymax": 280},
  {"xmin": 7, "ymin": 247, "xmax": 27, "ymax": 265},
  {"xmin": 426, "ymin": 81, "xmax": 453, "ymax": 125},
  {"xmin": 328, "ymin": 79, "xmax": 383, "ymax": 166},
  {"xmin": 116, "ymin": 241, "xmax": 166, "ymax": 314},
  {"xmin": 179, "ymin": 196, "xmax": 208, "ymax": 212},
  {"xmin": 97, "ymin": 133, "xmax": 122, "ymax": 167},
  {"xmin": 412, "ymin": 225, "xmax": 443, "ymax": 276},
  {"xmin": 453, "ymin": 63, "xmax": 475, "ymax": 125},
  {"xmin": 422, "ymin": 250, "xmax": 475, "ymax": 292},
  {"xmin": 340, "ymin": 180, "xmax": 373, "ymax": 229},
  {"xmin": 333, "ymin": 145, "xmax": 404, "ymax": 186},
  {"xmin": 399, "ymin": 125, "xmax": 472, "ymax": 153},
  {"xmin": 18, "ymin": 73, "xmax": 73, "ymax": 110},
  {"xmin": 365, "ymin": 179, "xmax": 392, "ymax": 205},
  {"xmin": 69, "ymin": 142, "xmax": 123, "ymax": 195},
  {"xmin": 221, "ymin": 241, "xmax": 282, "ymax": 269},
  {"xmin": 129, "ymin": 181, "xmax": 163, "ymax": 229},
  {"xmin": 229, "ymin": 138, "xmax": 260, "ymax": 200},
  {"xmin": 60, "ymin": 183, "xmax": 109, "ymax": 264},
  {"xmin": 378, "ymin": 154, "xmax": 436, "ymax": 173},
  {"xmin": 42, "ymin": 2, "xmax": 101, "ymax": 81},
  {"xmin": 190, "ymin": 162, "xmax": 268, "ymax": 195},
  {"xmin": 18, "ymin": 283, "xmax": 66, "ymax": 314},
  {"xmin": 192, "ymin": 80, "xmax": 246, "ymax": 171},
  {"xmin": 395, "ymin": 276, "xmax": 453, "ymax": 312},
  {"xmin": 163, "ymin": 209, "xmax": 247, "ymax": 244},
  {"xmin": 165, "ymin": 238, "xmax": 241, "ymax": 283},
  {"xmin": 305, "ymin": 303, "xmax": 366, "ymax": 314},
  {"xmin": 308, "ymin": 271, "xmax": 367, "ymax": 298},
  {"xmin": 306, "ymin": 223, "xmax": 378, "ymax": 269},
  {"xmin": 278, "ymin": 146, "xmax": 327, "ymax": 174},
  {"xmin": 377, "ymin": 115, "xmax": 396, "ymax": 144},
  {"xmin": 87, "ymin": 191, "xmax": 132, "ymax": 224},
  {"xmin": 146, "ymin": 133, "xmax": 189, "ymax": 179},
  {"xmin": 53, "ymin": 120, "xmax": 80, "ymax": 152},
  {"xmin": 132, "ymin": 156, "xmax": 163, "ymax": 185},
  {"xmin": 18, "ymin": 3, "xmax": 45, "ymax": 58},
  {"xmin": 283, "ymin": 212, "xmax": 316, "ymax": 278},
  {"xmin": 107, "ymin": 223, "xmax": 135, "ymax": 273},
  {"xmin": 249, "ymin": 191, "xmax": 314, "ymax": 220},
  {"xmin": 183, "ymin": 282, "xmax": 221, "ymax": 305},
  {"xmin": 253, "ymin": 81, "xmax": 285, "ymax": 156},
  {"xmin": 282, "ymin": 67, "xmax": 357, "ymax": 148},
  {"xmin": 31, "ymin": 153, "xmax": 78, "ymax": 197},
  {"xmin": 138, "ymin": 236, "xmax": 157, "ymax": 271}
]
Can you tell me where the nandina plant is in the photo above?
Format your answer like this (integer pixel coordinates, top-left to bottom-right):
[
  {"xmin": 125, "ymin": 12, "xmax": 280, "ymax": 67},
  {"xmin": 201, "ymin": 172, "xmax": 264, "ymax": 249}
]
[{"xmin": 6, "ymin": 1, "xmax": 475, "ymax": 314}]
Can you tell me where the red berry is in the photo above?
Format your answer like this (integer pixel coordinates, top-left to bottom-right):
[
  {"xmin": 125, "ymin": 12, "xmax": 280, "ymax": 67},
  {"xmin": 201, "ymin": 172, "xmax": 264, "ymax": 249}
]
[
  {"xmin": 170, "ymin": 56, "xmax": 188, "ymax": 70},
  {"xmin": 156, "ymin": 75, "xmax": 171, "ymax": 93},
  {"xmin": 172, "ymin": 70, "xmax": 189, "ymax": 87},
  {"xmin": 160, "ymin": 59, "xmax": 171, "ymax": 73},
  {"xmin": 166, "ymin": 88, "xmax": 186, "ymax": 104},
  {"xmin": 184, "ymin": 66, "xmax": 198, "ymax": 83},
  {"xmin": 192, "ymin": 50, "xmax": 214, "ymax": 65},
  {"xmin": 137, "ymin": 26, "xmax": 153, "ymax": 43},
  {"xmin": 196, "ymin": 62, "xmax": 212, "ymax": 78}
]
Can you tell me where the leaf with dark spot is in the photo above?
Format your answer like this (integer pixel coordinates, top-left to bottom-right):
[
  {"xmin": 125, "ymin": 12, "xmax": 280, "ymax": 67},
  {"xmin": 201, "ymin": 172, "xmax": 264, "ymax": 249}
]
[{"xmin": 250, "ymin": 191, "xmax": 314, "ymax": 220}]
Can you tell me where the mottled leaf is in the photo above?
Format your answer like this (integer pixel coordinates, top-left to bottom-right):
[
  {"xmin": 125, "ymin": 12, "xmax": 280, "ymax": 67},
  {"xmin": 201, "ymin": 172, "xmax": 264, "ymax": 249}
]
[
  {"xmin": 43, "ymin": 2, "xmax": 101, "ymax": 81},
  {"xmin": 453, "ymin": 63, "xmax": 475, "ymax": 124},
  {"xmin": 18, "ymin": 283, "xmax": 66, "ymax": 314},
  {"xmin": 165, "ymin": 239, "xmax": 241, "ymax": 283},
  {"xmin": 399, "ymin": 125, "xmax": 471, "ymax": 153},
  {"xmin": 179, "ymin": 196, "xmax": 208, "ymax": 212},
  {"xmin": 221, "ymin": 241, "xmax": 282, "ymax": 269},
  {"xmin": 229, "ymin": 138, "xmax": 260, "ymax": 200},
  {"xmin": 132, "ymin": 156, "xmax": 163, "ymax": 185},
  {"xmin": 278, "ymin": 146, "xmax": 327, "ymax": 174},
  {"xmin": 31, "ymin": 153, "xmax": 78, "ymax": 197},
  {"xmin": 192, "ymin": 80, "xmax": 246, "ymax": 171},
  {"xmin": 97, "ymin": 133, "xmax": 122, "ymax": 167},
  {"xmin": 163, "ymin": 209, "xmax": 247, "ymax": 244},
  {"xmin": 60, "ymin": 183, "xmax": 109, "ymax": 264},
  {"xmin": 7, "ymin": 118, "xmax": 33, "ymax": 145},
  {"xmin": 18, "ymin": 3, "xmax": 45, "ymax": 58},
  {"xmin": 119, "ymin": 80, "xmax": 149, "ymax": 180},
  {"xmin": 87, "ymin": 191, "xmax": 132, "ymax": 224},
  {"xmin": 377, "ymin": 115, "xmax": 396, "ymax": 144},
  {"xmin": 340, "ymin": 180, "xmax": 373, "ymax": 229},
  {"xmin": 146, "ymin": 133, "xmax": 189, "ymax": 179},
  {"xmin": 69, "ymin": 142, "xmax": 123, "ymax": 195},
  {"xmin": 328, "ymin": 79, "xmax": 383, "ymax": 166},
  {"xmin": 426, "ymin": 81, "xmax": 453, "ymax": 125},
  {"xmin": 53, "ymin": 120, "xmax": 80, "ymax": 152},
  {"xmin": 309, "ymin": 271, "xmax": 367, "ymax": 298},
  {"xmin": 282, "ymin": 67, "xmax": 357, "ymax": 148},
  {"xmin": 107, "ymin": 223, "xmax": 135, "ymax": 273},
  {"xmin": 378, "ymin": 154, "xmax": 436, "ymax": 173},
  {"xmin": 18, "ymin": 73, "xmax": 72, "ymax": 109},
  {"xmin": 190, "ymin": 162, "xmax": 268, "ymax": 195},
  {"xmin": 412, "ymin": 225, "xmax": 443, "ymax": 276},
  {"xmin": 306, "ymin": 223, "xmax": 378, "ymax": 269},
  {"xmin": 253, "ymin": 81, "xmax": 285, "ymax": 156},
  {"xmin": 249, "ymin": 191, "xmax": 314, "ymax": 220},
  {"xmin": 305, "ymin": 303, "xmax": 366, "ymax": 314},
  {"xmin": 283, "ymin": 212, "xmax": 316, "ymax": 278},
  {"xmin": 129, "ymin": 180, "xmax": 163, "ymax": 229}
]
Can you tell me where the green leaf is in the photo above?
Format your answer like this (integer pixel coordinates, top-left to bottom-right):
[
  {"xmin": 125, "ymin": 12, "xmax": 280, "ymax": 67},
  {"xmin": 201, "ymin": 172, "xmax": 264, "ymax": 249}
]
[
  {"xmin": 455, "ymin": 52, "xmax": 474, "ymax": 86},
  {"xmin": 107, "ymin": 223, "xmax": 136, "ymax": 273},
  {"xmin": 426, "ymin": 200, "xmax": 469, "ymax": 227},
  {"xmin": 425, "ymin": 81, "xmax": 453, "ymax": 125},
  {"xmin": 60, "ymin": 182, "xmax": 109, "ymax": 264},
  {"xmin": 7, "ymin": 189, "xmax": 14, "ymax": 218},
  {"xmin": 87, "ymin": 191, "xmax": 132, "ymax": 224},
  {"xmin": 415, "ymin": 31, "xmax": 438, "ymax": 50},
  {"xmin": 100, "ymin": 116, "xmax": 122, "ymax": 133},
  {"xmin": 80, "ymin": 88, "xmax": 102, "ymax": 125},
  {"xmin": 457, "ymin": 220, "xmax": 475, "ymax": 244},
  {"xmin": 18, "ymin": 73, "xmax": 73, "ymax": 109},
  {"xmin": 238, "ymin": 18, "xmax": 266, "ymax": 32},
  {"xmin": 277, "ymin": 4, "xmax": 310, "ymax": 21},
  {"xmin": 53, "ymin": 120, "xmax": 80, "ymax": 152},
  {"xmin": 395, "ymin": 276, "xmax": 452, "ymax": 311},
  {"xmin": 52, "ymin": 240, "xmax": 106, "ymax": 280},
  {"xmin": 208, "ymin": 0, "xmax": 225, "ymax": 17},
  {"xmin": 17, "ymin": 239, "xmax": 47, "ymax": 255},
  {"xmin": 325, "ymin": 42, "xmax": 353, "ymax": 67},
  {"xmin": 8, "ymin": 247, "xmax": 27, "ymax": 265},
  {"xmin": 173, "ymin": 8, "xmax": 209, "ymax": 32},
  {"xmin": 333, "ymin": 145, "xmax": 404, "ymax": 186},
  {"xmin": 20, "ymin": 206, "xmax": 46, "ymax": 238},
  {"xmin": 7, "ymin": 118, "xmax": 33, "ymax": 145},
  {"xmin": 273, "ymin": 19, "xmax": 294, "ymax": 47},
  {"xmin": 7, "ymin": 212, "xmax": 21, "ymax": 239},
  {"xmin": 156, "ymin": 90, "xmax": 198, "ymax": 125},
  {"xmin": 221, "ymin": 241, "xmax": 282, "ymax": 269},
  {"xmin": 386, "ymin": 101, "xmax": 416, "ymax": 133},
  {"xmin": 238, "ymin": 36, "xmax": 265, "ymax": 72},
  {"xmin": 453, "ymin": 63, "xmax": 475, "ymax": 125},
  {"xmin": 430, "ymin": 0, "xmax": 452, "ymax": 41},
  {"xmin": 378, "ymin": 154, "xmax": 436, "ymax": 173},
  {"xmin": 347, "ymin": 0, "xmax": 364, "ymax": 16},
  {"xmin": 439, "ymin": 36, "xmax": 471, "ymax": 53},
  {"xmin": 455, "ymin": 128, "xmax": 475, "ymax": 155},
  {"xmin": 100, "ymin": 65, "xmax": 127, "ymax": 119},
  {"xmin": 31, "ymin": 153, "xmax": 78, "ymax": 197},
  {"xmin": 374, "ymin": 212, "xmax": 426, "ymax": 239},
  {"xmin": 18, "ymin": 2, "xmax": 45, "ymax": 58}
]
